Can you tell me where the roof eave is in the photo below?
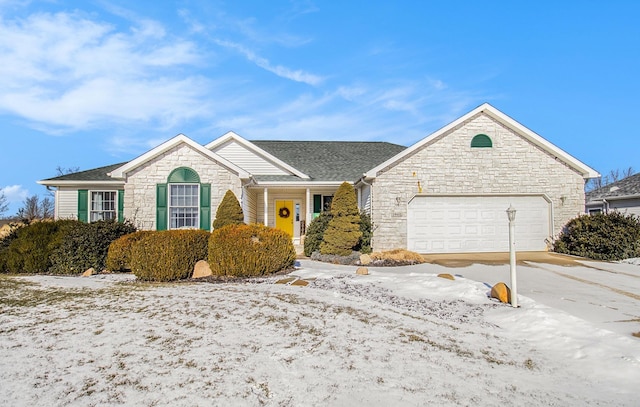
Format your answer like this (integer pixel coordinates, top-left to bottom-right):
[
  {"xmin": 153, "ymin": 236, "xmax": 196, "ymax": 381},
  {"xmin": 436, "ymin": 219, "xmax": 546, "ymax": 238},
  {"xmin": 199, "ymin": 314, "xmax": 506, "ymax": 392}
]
[{"xmin": 37, "ymin": 180, "xmax": 125, "ymax": 187}]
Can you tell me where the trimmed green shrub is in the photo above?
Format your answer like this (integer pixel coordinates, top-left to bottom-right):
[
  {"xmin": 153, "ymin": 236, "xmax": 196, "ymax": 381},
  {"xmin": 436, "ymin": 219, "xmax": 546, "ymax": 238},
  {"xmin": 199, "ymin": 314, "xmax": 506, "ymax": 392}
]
[
  {"xmin": 208, "ymin": 223, "xmax": 295, "ymax": 277},
  {"xmin": 0, "ymin": 220, "xmax": 78, "ymax": 274},
  {"xmin": 213, "ymin": 190, "xmax": 244, "ymax": 229},
  {"xmin": 354, "ymin": 210, "xmax": 373, "ymax": 254},
  {"xmin": 0, "ymin": 222, "xmax": 23, "ymax": 272},
  {"xmin": 131, "ymin": 230, "xmax": 210, "ymax": 282},
  {"xmin": 106, "ymin": 231, "xmax": 152, "ymax": 272},
  {"xmin": 303, "ymin": 212, "xmax": 332, "ymax": 256},
  {"xmin": 49, "ymin": 220, "xmax": 137, "ymax": 275},
  {"xmin": 320, "ymin": 182, "xmax": 362, "ymax": 256},
  {"xmin": 553, "ymin": 212, "xmax": 640, "ymax": 260}
]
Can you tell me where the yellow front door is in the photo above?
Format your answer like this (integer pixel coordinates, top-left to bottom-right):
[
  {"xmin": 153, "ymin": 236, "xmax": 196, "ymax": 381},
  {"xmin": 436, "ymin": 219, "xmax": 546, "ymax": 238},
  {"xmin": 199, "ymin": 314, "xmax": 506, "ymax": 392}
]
[{"xmin": 275, "ymin": 200, "xmax": 294, "ymax": 236}]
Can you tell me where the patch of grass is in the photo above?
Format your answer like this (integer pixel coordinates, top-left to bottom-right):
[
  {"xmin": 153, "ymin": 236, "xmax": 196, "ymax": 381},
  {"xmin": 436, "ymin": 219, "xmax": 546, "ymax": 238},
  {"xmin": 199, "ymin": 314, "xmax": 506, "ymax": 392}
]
[
  {"xmin": 0, "ymin": 276, "xmax": 95, "ymax": 308},
  {"xmin": 369, "ymin": 249, "xmax": 425, "ymax": 265}
]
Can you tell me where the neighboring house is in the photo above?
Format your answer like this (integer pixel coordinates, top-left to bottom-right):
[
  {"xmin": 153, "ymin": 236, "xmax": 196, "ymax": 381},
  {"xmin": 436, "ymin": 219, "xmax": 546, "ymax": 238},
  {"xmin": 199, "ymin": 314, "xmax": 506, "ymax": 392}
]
[
  {"xmin": 39, "ymin": 103, "xmax": 599, "ymax": 253},
  {"xmin": 585, "ymin": 173, "xmax": 640, "ymax": 216}
]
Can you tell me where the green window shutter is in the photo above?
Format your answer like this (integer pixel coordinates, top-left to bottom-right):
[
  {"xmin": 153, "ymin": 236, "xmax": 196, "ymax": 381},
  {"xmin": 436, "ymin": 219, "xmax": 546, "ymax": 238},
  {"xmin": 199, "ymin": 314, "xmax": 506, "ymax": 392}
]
[
  {"xmin": 156, "ymin": 184, "xmax": 168, "ymax": 231},
  {"xmin": 471, "ymin": 134, "xmax": 492, "ymax": 148},
  {"xmin": 200, "ymin": 183, "xmax": 211, "ymax": 231},
  {"xmin": 117, "ymin": 189, "xmax": 125, "ymax": 223},
  {"xmin": 77, "ymin": 190, "xmax": 88, "ymax": 222},
  {"xmin": 313, "ymin": 194, "xmax": 322, "ymax": 214}
]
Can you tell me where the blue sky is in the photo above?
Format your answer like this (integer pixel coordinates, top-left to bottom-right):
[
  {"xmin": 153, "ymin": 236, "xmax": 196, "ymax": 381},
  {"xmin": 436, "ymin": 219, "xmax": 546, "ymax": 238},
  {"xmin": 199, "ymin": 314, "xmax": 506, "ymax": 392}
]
[{"xmin": 1, "ymin": 0, "xmax": 639, "ymax": 216}]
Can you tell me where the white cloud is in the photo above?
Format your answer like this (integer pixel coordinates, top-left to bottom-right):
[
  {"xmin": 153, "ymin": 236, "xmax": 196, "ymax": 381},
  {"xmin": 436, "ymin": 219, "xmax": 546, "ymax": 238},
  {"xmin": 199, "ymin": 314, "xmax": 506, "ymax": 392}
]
[
  {"xmin": 0, "ymin": 184, "xmax": 29, "ymax": 203},
  {"xmin": 214, "ymin": 39, "xmax": 323, "ymax": 86},
  {"xmin": 0, "ymin": 10, "xmax": 209, "ymax": 132}
]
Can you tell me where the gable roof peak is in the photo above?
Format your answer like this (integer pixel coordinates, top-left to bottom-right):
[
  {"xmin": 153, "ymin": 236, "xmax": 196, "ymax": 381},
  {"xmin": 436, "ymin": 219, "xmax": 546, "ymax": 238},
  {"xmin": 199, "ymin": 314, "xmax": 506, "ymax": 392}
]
[
  {"xmin": 364, "ymin": 103, "xmax": 599, "ymax": 180},
  {"xmin": 109, "ymin": 133, "xmax": 249, "ymax": 179}
]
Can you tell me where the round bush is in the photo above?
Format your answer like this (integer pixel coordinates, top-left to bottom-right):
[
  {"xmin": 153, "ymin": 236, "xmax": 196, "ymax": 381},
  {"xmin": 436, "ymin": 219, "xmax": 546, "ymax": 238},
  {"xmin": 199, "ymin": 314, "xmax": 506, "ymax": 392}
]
[
  {"xmin": 208, "ymin": 224, "xmax": 296, "ymax": 277},
  {"xmin": 553, "ymin": 212, "xmax": 640, "ymax": 260},
  {"xmin": 106, "ymin": 230, "xmax": 152, "ymax": 272},
  {"xmin": 131, "ymin": 230, "xmax": 210, "ymax": 282}
]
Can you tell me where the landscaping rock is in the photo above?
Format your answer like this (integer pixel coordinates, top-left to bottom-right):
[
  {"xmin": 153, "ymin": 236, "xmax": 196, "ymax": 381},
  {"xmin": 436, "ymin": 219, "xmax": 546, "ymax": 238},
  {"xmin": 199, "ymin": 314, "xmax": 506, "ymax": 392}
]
[
  {"xmin": 359, "ymin": 254, "xmax": 372, "ymax": 265},
  {"xmin": 491, "ymin": 282, "xmax": 511, "ymax": 303},
  {"xmin": 82, "ymin": 268, "xmax": 96, "ymax": 277},
  {"xmin": 437, "ymin": 273, "xmax": 455, "ymax": 280},
  {"xmin": 356, "ymin": 267, "xmax": 369, "ymax": 275},
  {"xmin": 192, "ymin": 260, "xmax": 213, "ymax": 279}
]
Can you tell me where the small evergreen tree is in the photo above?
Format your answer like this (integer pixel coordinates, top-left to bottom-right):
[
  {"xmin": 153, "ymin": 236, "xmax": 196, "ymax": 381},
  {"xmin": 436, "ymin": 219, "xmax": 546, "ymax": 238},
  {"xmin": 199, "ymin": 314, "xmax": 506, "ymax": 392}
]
[
  {"xmin": 212, "ymin": 190, "xmax": 244, "ymax": 229},
  {"xmin": 353, "ymin": 210, "xmax": 373, "ymax": 254},
  {"xmin": 320, "ymin": 182, "xmax": 362, "ymax": 256},
  {"xmin": 303, "ymin": 212, "xmax": 332, "ymax": 256}
]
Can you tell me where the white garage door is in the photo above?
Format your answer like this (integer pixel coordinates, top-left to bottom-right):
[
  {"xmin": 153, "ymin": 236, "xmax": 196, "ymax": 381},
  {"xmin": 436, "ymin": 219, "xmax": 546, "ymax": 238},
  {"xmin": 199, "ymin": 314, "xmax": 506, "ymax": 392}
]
[{"xmin": 407, "ymin": 195, "xmax": 552, "ymax": 253}]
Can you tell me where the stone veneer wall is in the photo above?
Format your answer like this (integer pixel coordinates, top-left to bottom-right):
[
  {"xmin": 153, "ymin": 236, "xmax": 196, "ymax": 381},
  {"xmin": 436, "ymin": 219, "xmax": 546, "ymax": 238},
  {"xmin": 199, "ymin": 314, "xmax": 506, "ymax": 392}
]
[
  {"xmin": 123, "ymin": 143, "xmax": 242, "ymax": 230},
  {"xmin": 371, "ymin": 113, "xmax": 586, "ymax": 251}
]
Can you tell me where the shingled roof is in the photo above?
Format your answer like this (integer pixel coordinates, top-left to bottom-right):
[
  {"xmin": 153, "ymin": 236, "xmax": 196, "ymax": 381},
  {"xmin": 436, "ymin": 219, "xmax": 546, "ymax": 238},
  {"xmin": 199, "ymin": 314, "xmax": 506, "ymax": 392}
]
[
  {"xmin": 39, "ymin": 140, "xmax": 406, "ymax": 184},
  {"xmin": 40, "ymin": 162, "xmax": 127, "ymax": 183},
  {"xmin": 251, "ymin": 140, "xmax": 406, "ymax": 181},
  {"xmin": 586, "ymin": 172, "xmax": 640, "ymax": 201}
]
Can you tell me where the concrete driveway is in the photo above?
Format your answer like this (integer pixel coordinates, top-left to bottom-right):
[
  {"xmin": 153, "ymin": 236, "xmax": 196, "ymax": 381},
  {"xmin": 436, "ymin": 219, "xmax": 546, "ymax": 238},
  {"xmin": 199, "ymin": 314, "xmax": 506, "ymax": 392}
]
[
  {"xmin": 298, "ymin": 252, "xmax": 640, "ymax": 338},
  {"xmin": 422, "ymin": 252, "xmax": 640, "ymax": 337}
]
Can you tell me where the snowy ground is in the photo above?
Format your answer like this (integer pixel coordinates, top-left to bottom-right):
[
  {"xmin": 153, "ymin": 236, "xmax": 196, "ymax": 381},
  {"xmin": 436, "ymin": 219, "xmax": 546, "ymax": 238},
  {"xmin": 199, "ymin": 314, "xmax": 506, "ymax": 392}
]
[{"xmin": 0, "ymin": 258, "xmax": 639, "ymax": 406}]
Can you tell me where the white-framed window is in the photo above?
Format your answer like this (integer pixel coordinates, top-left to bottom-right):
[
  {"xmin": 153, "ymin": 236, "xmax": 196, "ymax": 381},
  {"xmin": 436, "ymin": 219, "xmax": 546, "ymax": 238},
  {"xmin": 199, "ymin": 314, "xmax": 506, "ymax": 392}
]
[
  {"xmin": 169, "ymin": 184, "xmax": 199, "ymax": 229},
  {"xmin": 90, "ymin": 191, "xmax": 117, "ymax": 222}
]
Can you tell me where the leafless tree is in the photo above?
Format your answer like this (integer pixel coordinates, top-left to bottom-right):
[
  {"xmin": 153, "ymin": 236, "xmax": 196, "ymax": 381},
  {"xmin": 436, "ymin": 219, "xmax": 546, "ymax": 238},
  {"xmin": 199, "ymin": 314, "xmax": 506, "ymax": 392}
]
[
  {"xmin": 56, "ymin": 166, "xmax": 80, "ymax": 176},
  {"xmin": 0, "ymin": 189, "xmax": 8, "ymax": 218},
  {"xmin": 17, "ymin": 195, "xmax": 54, "ymax": 222},
  {"xmin": 586, "ymin": 166, "xmax": 635, "ymax": 192}
]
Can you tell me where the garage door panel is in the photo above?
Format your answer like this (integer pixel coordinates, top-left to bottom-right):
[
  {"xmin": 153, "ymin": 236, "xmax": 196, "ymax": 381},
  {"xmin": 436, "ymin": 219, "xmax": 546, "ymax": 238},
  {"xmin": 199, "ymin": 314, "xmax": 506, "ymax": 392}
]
[{"xmin": 407, "ymin": 195, "xmax": 551, "ymax": 253}]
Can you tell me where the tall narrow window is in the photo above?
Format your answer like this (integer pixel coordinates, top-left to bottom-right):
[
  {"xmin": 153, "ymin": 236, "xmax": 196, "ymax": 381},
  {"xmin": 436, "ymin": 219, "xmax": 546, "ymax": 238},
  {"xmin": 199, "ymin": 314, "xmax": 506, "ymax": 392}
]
[
  {"xmin": 169, "ymin": 184, "xmax": 199, "ymax": 229},
  {"xmin": 90, "ymin": 191, "xmax": 117, "ymax": 221}
]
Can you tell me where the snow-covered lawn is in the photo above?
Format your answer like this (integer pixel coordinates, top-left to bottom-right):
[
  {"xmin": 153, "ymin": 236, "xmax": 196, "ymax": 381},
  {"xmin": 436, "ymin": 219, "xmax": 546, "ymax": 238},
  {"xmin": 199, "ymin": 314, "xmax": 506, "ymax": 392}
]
[{"xmin": 0, "ymin": 260, "xmax": 638, "ymax": 406}]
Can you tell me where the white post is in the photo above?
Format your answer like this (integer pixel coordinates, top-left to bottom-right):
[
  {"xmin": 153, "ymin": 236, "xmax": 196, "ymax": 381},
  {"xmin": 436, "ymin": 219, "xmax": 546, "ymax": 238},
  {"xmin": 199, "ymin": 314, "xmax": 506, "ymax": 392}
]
[
  {"xmin": 263, "ymin": 188, "xmax": 269, "ymax": 226},
  {"xmin": 306, "ymin": 188, "xmax": 311, "ymax": 226},
  {"xmin": 506, "ymin": 205, "xmax": 518, "ymax": 308}
]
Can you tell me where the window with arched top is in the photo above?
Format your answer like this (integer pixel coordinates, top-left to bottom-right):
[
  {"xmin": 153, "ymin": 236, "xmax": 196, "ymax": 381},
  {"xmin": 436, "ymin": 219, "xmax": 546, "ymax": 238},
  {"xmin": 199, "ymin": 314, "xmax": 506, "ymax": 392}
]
[
  {"xmin": 471, "ymin": 134, "xmax": 492, "ymax": 148},
  {"xmin": 156, "ymin": 167, "xmax": 210, "ymax": 231}
]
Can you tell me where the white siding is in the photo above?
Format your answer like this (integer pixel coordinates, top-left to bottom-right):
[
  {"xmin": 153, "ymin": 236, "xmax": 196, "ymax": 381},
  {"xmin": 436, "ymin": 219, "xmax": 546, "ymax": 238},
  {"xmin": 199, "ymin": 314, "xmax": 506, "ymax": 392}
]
[
  {"xmin": 243, "ymin": 188, "xmax": 258, "ymax": 223},
  {"xmin": 609, "ymin": 199, "xmax": 640, "ymax": 217},
  {"xmin": 212, "ymin": 140, "xmax": 289, "ymax": 175},
  {"xmin": 57, "ymin": 187, "xmax": 78, "ymax": 219},
  {"xmin": 360, "ymin": 184, "xmax": 372, "ymax": 213}
]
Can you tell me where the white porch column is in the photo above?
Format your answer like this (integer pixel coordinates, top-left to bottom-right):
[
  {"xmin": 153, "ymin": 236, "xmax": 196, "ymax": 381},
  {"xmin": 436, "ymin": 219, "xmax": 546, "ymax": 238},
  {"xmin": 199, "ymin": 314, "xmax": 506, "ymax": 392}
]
[
  {"xmin": 263, "ymin": 188, "xmax": 269, "ymax": 226},
  {"xmin": 305, "ymin": 188, "xmax": 311, "ymax": 226},
  {"xmin": 357, "ymin": 186, "xmax": 362, "ymax": 209}
]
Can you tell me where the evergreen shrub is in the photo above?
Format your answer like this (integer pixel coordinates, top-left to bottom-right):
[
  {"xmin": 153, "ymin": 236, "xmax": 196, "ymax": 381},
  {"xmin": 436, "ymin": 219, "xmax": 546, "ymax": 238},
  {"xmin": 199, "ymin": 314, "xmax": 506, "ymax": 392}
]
[
  {"xmin": 303, "ymin": 212, "xmax": 332, "ymax": 256},
  {"xmin": 320, "ymin": 182, "xmax": 362, "ymax": 256},
  {"xmin": 130, "ymin": 230, "xmax": 210, "ymax": 282},
  {"xmin": 553, "ymin": 212, "xmax": 640, "ymax": 260},
  {"xmin": 353, "ymin": 210, "xmax": 373, "ymax": 254},
  {"xmin": 106, "ymin": 230, "xmax": 152, "ymax": 272},
  {"xmin": 0, "ymin": 220, "xmax": 75, "ymax": 273},
  {"xmin": 49, "ymin": 220, "xmax": 137, "ymax": 274},
  {"xmin": 208, "ymin": 223, "xmax": 295, "ymax": 277},
  {"xmin": 212, "ymin": 190, "xmax": 244, "ymax": 229}
]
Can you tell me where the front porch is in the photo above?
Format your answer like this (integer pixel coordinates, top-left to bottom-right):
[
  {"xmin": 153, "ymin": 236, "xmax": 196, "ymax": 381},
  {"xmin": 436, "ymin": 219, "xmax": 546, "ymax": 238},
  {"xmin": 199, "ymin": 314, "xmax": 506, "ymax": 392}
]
[{"xmin": 243, "ymin": 185, "xmax": 339, "ymax": 245}]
